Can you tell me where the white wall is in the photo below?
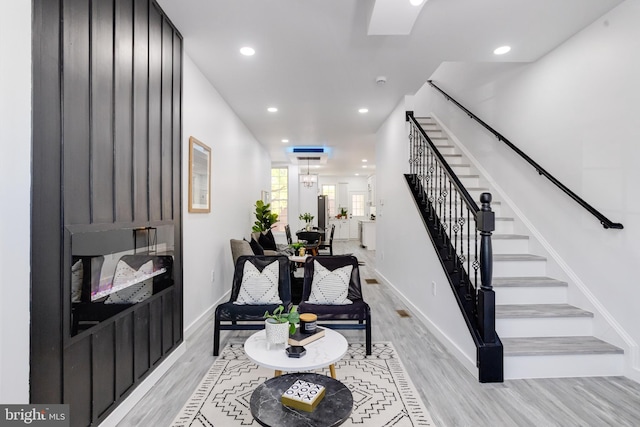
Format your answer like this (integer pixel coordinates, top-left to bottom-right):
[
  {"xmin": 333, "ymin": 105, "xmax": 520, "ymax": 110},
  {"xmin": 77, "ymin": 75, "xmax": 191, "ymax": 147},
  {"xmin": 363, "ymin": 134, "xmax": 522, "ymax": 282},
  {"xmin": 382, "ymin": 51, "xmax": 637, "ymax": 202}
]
[
  {"xmin": 375, "ymin": 99, "xmax": 478, "ymax": 375},
  {"xmin": 182, "ymin": 54, "xmax": 271, "ymax": 331},
  {"xmin": 413, "ymin": 0, "xmax": 640, "ymax": 378},
  {"xmin": 0, "ymin": 2, "xmax": 32, "ymax": 403}
]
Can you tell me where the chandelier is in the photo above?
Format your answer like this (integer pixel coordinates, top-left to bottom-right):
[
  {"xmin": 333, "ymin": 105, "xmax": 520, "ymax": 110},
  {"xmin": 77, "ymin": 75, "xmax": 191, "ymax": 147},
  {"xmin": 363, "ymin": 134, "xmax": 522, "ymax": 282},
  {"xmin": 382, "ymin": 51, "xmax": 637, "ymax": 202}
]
[{"xmin": 299, "ymin": 158, "xmax": 318, "ymax": 188}]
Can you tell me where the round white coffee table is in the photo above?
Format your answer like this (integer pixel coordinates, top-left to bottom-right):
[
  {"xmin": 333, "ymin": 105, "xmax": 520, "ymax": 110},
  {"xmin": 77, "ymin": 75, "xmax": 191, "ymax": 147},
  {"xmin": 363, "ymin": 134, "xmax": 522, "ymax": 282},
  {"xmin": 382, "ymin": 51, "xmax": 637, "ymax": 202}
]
[{"xmin": 244, "ymin": 328, "xmax": 348, "ymax": 379}]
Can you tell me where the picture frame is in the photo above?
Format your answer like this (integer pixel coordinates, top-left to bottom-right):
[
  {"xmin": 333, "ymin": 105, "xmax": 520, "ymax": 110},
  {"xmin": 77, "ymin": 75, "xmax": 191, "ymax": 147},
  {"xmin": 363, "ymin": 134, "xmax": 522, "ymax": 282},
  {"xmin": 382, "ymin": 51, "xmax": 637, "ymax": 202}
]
[{"xmin": 188, "ymin": 136, "xmax": 211, "ymax": 213}]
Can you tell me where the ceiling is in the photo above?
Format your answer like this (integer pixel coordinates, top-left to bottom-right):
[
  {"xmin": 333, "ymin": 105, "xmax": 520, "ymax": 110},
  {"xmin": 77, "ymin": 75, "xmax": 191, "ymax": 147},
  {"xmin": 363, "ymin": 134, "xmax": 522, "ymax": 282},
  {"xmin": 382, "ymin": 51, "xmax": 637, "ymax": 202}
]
[{"xmin": 157, "ymin": 0, "xmax": 621, "ymax": 177}]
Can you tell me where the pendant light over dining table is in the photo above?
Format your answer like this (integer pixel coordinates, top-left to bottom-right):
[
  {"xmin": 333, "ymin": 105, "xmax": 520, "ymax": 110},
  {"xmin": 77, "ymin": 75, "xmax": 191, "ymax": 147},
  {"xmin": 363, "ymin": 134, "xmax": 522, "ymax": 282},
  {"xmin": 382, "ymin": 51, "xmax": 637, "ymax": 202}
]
[{"xmin": 299, "ymin": 157, "xmax": 317, "ymax": 188}]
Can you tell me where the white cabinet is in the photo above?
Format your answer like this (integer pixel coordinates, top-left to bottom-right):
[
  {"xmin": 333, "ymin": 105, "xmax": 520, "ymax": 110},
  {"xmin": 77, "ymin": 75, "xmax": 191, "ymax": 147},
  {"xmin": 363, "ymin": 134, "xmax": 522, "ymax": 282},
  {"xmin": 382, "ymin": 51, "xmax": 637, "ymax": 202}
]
[
  {"xmin": 329, "ymin": 219, "xmax": 349, "ymax": 240},
  {"xmin": 359, "ymin": 220, "xmax": 376, "ymax": 250}
]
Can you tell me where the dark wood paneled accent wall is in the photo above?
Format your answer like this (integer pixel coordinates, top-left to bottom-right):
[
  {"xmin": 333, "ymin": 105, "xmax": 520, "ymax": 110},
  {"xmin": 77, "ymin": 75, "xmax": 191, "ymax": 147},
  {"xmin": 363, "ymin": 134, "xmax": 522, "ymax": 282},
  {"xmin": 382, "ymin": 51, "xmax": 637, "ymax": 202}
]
[{"xmin": 31, "ymin": 1, "xmax": 183, "ymax": 426}]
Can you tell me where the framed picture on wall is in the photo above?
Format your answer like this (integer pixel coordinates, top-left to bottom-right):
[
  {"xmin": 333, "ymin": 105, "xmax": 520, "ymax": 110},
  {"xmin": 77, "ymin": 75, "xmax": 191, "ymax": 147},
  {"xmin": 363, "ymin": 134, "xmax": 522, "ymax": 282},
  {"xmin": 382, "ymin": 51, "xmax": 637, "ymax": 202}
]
[{"xmin": 188, "ymin": 137, "xmax": 211, "ymax": 213}]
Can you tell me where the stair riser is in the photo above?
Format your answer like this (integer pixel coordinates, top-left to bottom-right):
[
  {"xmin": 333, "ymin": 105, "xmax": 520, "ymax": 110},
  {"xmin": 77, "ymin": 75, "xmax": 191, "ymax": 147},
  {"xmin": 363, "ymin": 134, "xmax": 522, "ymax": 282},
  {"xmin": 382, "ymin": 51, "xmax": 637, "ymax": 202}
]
[
  {"xmin": 458, "ymin": 176, "xmax": 480, "ymax": 187},
  {"xmin": 450, "ymin": 164, "xmax": 472, "ymax": 175},
  {"xmin": 491, "ymin": 238, "xmax": 528, "ymax": 253},
  {"xmin": 494, "ymin": 220, "xmax": 514, "ymax": 234},
  {"xmin": 493, "ymin": 259, "xmax": 546, "ymax": 276},
  {"xmin": 425, "ymin": 130, "xmax": 444, "ymax": 137},
  {"xmin": 504, "ymin": 353, "xmax": 623, "ymax": 379},
  {"xmin": 495, "ymin": 286, "xmax": 567, "ymax": 305},
  {"xmin": 460, "ymin": 235, "xmax": 525, "ymax": 252},
  {"xmin": 497, "ymin": 317, "xmax": 592, "ymax": 338},
  {"xmin": 434, "ymin": 145, "xmax": 457, "ymax": 155},
  {"xmin": 442, "ymin": 156, "xmax": 465, "ymax": 165}
]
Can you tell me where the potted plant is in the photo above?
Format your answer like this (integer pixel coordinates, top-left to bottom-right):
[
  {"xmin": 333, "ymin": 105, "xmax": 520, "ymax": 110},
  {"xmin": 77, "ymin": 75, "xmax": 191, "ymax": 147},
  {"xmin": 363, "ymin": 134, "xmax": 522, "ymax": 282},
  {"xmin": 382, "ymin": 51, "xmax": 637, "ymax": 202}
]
[
  {"xmin": 299, "ymin": 213, "xmax": 314, "ymax": 230},
  {"xmin": 263, "ymin": 305, "xmax": 300, "ymax": 347},
  {"xmin": 290, "ymin": 241, "xmax": 304, "ymax": 256},
  {"xmin": 252, "ymin": 200, "xmax": 278, "ymax": 232}
]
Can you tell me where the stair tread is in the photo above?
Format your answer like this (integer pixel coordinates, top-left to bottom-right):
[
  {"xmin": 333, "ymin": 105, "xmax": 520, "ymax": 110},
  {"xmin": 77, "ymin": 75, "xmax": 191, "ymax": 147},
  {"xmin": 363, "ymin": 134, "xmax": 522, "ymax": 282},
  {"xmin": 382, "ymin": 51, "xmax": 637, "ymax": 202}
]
[
  {"xmin": 496, "ymin": 303, "xmax": 592, "ymax": 318},
  {"xmin": 502, "ymin": 336, "xmax": 623, "ymax": 356},
  {"xmin": 494, "ymin": 253, "xmax": 546, "ymax": 261},
  {"xmin": 493, "ymin": 276, "xmax": 567, "ymax": 287}
]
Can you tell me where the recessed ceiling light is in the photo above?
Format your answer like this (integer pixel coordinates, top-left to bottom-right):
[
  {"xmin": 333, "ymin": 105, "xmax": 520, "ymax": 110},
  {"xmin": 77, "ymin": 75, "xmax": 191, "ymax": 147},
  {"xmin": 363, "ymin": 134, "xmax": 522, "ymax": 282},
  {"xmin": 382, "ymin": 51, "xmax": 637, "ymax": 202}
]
[
  {"xmin": 410, "ymin": 0, "xmax": 424, "ymax": 5},
  {"xmin": 314, "ymin": 165, "xmax": 320, "ymax": 169},
  {"xmin": 267, "ymin": 107, "xmax": 278, "ymax": 113},
  {"xmin": 281, "ymin": 139, "xmax": 289, "ymax": 143},
  {"xmin": 240, "ymin": 47, "xmax": 255, "ymax": 56},
  {"xmin": 359, "ymin": 108, "xmax": 369, "ymax": 114},
  {"xmin": 493, "ymin": 45, "xmax": 511, "ymax": 55},
  {"xmin": 355, "ymin": 173, "xmax": 360, "ymax": 176},
  {"xmin": 362, "ymin": 159, "xmax": 368, "ymax": 163},
  {"xmin": 362, "ymin": 165, "xmax": 368, "ymax": 169}
]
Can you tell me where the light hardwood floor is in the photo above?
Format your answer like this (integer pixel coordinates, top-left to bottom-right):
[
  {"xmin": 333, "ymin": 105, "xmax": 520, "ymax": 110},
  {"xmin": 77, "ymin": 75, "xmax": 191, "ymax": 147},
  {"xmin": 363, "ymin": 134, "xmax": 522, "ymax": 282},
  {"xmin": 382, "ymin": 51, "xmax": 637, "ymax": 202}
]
[{"xmin": 117, "ymin": 241, "xmax": 640, "ymax": 427}]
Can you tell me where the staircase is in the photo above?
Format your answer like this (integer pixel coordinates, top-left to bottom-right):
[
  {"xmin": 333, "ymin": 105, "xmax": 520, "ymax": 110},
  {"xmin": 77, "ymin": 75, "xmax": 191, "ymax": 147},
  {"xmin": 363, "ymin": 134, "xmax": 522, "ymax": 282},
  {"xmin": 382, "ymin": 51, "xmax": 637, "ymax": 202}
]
[{"xmin": 416, "ymin": 117, "xmax": 624, "ymax": 379}]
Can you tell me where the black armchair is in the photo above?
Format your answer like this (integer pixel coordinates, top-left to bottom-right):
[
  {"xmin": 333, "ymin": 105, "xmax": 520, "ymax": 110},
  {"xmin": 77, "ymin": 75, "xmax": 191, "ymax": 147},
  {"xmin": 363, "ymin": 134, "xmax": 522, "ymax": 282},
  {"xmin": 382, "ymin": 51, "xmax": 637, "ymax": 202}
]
[
  {"xmin": 213, "ymin": 255, "xmax": 292, "ymax": 356},
  {"xmin": 297, "ymin": 256, "xmax": 372, "ymax": 355},
  {"xmin": 317, "ymin": 223, "xmax": 335, "ymax": 255}
]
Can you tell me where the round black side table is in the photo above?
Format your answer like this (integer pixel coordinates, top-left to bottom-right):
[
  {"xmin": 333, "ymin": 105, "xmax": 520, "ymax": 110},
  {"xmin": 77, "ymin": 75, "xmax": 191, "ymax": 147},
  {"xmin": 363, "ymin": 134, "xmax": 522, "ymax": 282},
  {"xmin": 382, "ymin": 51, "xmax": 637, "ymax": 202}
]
[{"xmin": 250, "ymin": 372, "xmax": 353, "ymax": 427}]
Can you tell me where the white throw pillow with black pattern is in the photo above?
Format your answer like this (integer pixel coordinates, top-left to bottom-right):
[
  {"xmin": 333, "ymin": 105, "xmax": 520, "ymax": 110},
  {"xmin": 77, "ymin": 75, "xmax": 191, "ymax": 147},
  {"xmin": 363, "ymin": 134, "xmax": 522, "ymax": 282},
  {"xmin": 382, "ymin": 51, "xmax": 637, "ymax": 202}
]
[
  {"xmin": 234, "ymin": 260, "xmax": 282, "ymax": 305},
  {"xmin": 307, "ymin": 260, "xmax": 353, "ymax": 305},
  {"xmin": 104, "ymin": 260, "xmax": 154, "ymax": 304}
]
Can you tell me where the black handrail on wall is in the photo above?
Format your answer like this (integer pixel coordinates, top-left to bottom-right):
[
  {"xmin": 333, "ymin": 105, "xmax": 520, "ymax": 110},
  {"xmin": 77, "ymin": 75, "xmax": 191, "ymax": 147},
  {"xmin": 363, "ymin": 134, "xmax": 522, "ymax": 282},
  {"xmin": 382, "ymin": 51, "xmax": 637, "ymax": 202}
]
[{"xmin": 428, "ymin": 80, "xmax": 623, "ymax": 230}]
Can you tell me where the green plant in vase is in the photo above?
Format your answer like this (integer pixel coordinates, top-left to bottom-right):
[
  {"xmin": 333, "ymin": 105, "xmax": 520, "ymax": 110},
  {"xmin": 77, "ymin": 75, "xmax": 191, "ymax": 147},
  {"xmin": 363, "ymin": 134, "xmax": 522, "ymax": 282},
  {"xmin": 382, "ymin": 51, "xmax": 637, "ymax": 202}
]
[
  {"xmin": 299, "ymin": 213, "xmax": 314, "ymax": 230},
  {"xmin": 264, "ymin": 305, "xmax": 300, "ymax": 335},
  {"xmin": 252, "ymin": 200, "xmax": 279, "ymax": 232}
]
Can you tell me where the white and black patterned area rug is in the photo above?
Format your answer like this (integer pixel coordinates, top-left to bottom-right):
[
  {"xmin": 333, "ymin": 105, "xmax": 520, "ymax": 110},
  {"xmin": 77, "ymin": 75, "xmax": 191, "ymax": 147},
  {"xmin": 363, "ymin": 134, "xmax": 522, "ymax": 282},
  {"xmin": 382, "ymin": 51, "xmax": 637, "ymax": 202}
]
[{"xmin": 171, "ymin": 342, "xmax": 434, "ymax": 427}]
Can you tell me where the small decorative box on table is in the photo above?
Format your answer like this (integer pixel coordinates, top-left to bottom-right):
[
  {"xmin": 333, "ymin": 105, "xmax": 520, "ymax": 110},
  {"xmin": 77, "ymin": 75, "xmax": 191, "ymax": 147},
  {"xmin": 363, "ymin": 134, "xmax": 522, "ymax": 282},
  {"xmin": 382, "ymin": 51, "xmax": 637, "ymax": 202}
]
[{"xmin": 281, "ymin": 379, "xmax": 326, "ymax": 412}]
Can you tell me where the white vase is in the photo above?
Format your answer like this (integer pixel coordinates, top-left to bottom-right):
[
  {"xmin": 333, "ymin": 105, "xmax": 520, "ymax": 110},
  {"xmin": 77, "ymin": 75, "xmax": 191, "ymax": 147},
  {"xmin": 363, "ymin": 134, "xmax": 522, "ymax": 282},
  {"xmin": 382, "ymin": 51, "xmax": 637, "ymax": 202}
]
[
  {"xmin": 265, "ymin": 319, "xmax": 289, "ymax": 349},
  {"xmin": 306, "ymin": 223, "xmax": 312, "ymax": 231}
]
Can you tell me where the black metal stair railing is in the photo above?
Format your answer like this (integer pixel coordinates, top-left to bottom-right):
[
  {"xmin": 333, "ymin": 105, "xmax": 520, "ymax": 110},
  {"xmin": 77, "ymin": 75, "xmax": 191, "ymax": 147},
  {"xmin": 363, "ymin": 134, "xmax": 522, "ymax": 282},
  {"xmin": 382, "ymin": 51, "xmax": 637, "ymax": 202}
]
[
  {"xmin": 405, "ymin": 111, "xmax": 503, "ymax": 383},
  {"xmin": 428, "ymin": 80, "xmax": 623, "ymax": 230}
]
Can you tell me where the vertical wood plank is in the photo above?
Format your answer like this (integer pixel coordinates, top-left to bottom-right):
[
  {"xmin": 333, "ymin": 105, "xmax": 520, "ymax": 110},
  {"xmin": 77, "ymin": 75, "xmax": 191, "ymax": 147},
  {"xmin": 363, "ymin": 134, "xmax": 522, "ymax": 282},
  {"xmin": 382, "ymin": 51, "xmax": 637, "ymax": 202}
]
[
  {"xmin": 161, "ymin": 18, "xmax": 174, "ymax": 220},
  {"xmin": 91, "ymin": 0, "xmax": 115, "ymax": 224},
  {"xmin": 134, "ymin": 304, "xmax": 150, "ymax": 380},
  {"xmin": 114, "ymin": 0, "xmax": 134, "ymax": 223},
  {"xmin": 148, "ymin": 5, "xmax": 162, "ymax": 221},
  {"xmin": 149, "ymin": 298, "xmax": 163, "ymax": 365},
  {"xmin": 162, "ymin": 292, "xmax": 174, "ymax": 353},
  {"xmin": 172, "ymin": 33, "xmax": 182, "ymax": 223},
  {"xmin": 63, "ymin": 0, "xmax": 92, "ymax": 225},
  {"xmin": 31, "ymin": 0, "xmax": 63, "ymax": 404},
  {"xmin": 132, "ymin": 0, "xmax": 149, "ymax": 222},
  {"xmin": 115, "ymin": 313, "xmax": 134, "ymax": 398},
  {"xmin": 173, "ymin": 34, "xmax": 184, "ymax": 346},
  {"xmin": 64, "ymin": 337, "xmax": 92, "ymax": 427},
  {"xmin": 92, "ymin": 325, "xmax": 116, "ymax": 419}
]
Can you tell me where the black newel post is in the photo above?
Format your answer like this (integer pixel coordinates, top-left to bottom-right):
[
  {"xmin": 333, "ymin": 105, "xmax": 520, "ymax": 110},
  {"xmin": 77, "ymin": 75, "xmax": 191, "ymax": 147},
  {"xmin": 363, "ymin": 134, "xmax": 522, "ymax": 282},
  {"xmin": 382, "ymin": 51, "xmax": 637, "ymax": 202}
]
[{"xmin": 477, "ymin": 192, "xmax": 496, "ymax": 343}]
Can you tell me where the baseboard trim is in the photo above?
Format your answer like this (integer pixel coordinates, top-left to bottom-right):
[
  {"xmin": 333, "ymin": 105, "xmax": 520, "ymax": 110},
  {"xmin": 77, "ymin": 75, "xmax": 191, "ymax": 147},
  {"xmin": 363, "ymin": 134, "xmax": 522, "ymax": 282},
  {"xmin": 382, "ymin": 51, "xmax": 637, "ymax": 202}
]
[
  {"xmin": 98, "ymin": 342, "xmax": 186, "ymax": 427},
  {"xmin": 184, "ymin": 290, "xmax": 230, "ymax": 340},
  {"xmin": 374, "ymin": 268, "xmax": 478, "ymax": 380}
]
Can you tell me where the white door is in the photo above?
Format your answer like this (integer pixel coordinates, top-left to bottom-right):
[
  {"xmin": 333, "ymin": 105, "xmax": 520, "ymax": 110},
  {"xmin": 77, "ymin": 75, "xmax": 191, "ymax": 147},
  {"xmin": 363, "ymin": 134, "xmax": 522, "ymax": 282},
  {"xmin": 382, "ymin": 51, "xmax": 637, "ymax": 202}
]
[{"xmin": 349, "ymin": 191, "xmax": 366, "ymax": 239}]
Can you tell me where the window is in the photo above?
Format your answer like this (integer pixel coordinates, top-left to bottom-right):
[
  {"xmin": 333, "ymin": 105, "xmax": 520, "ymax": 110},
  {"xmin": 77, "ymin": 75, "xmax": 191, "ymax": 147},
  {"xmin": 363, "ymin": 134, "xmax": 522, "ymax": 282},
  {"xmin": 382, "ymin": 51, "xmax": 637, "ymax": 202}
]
[
  {"xmin": 351, "ymin": 194, "xmax": 365, "ymax": 217},
  {"xmin": 270, "ymin": 168, "xmax": 288, "ymax": 231},
  {"xmin": 321, "ymin": 185, "xmax": 336, "ymax": 216}
]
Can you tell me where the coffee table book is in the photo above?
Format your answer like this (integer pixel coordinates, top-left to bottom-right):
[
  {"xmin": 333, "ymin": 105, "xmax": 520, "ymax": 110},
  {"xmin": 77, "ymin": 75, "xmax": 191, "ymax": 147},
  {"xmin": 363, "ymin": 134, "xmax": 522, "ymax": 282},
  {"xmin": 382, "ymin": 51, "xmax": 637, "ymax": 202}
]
[
  {"xmin": 288, "ymin": 327, "xmax": 325, "ymax": 346},
  {"xmin": 281, "ymin": 379, "xmax": 326, "ymax": 412}
]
